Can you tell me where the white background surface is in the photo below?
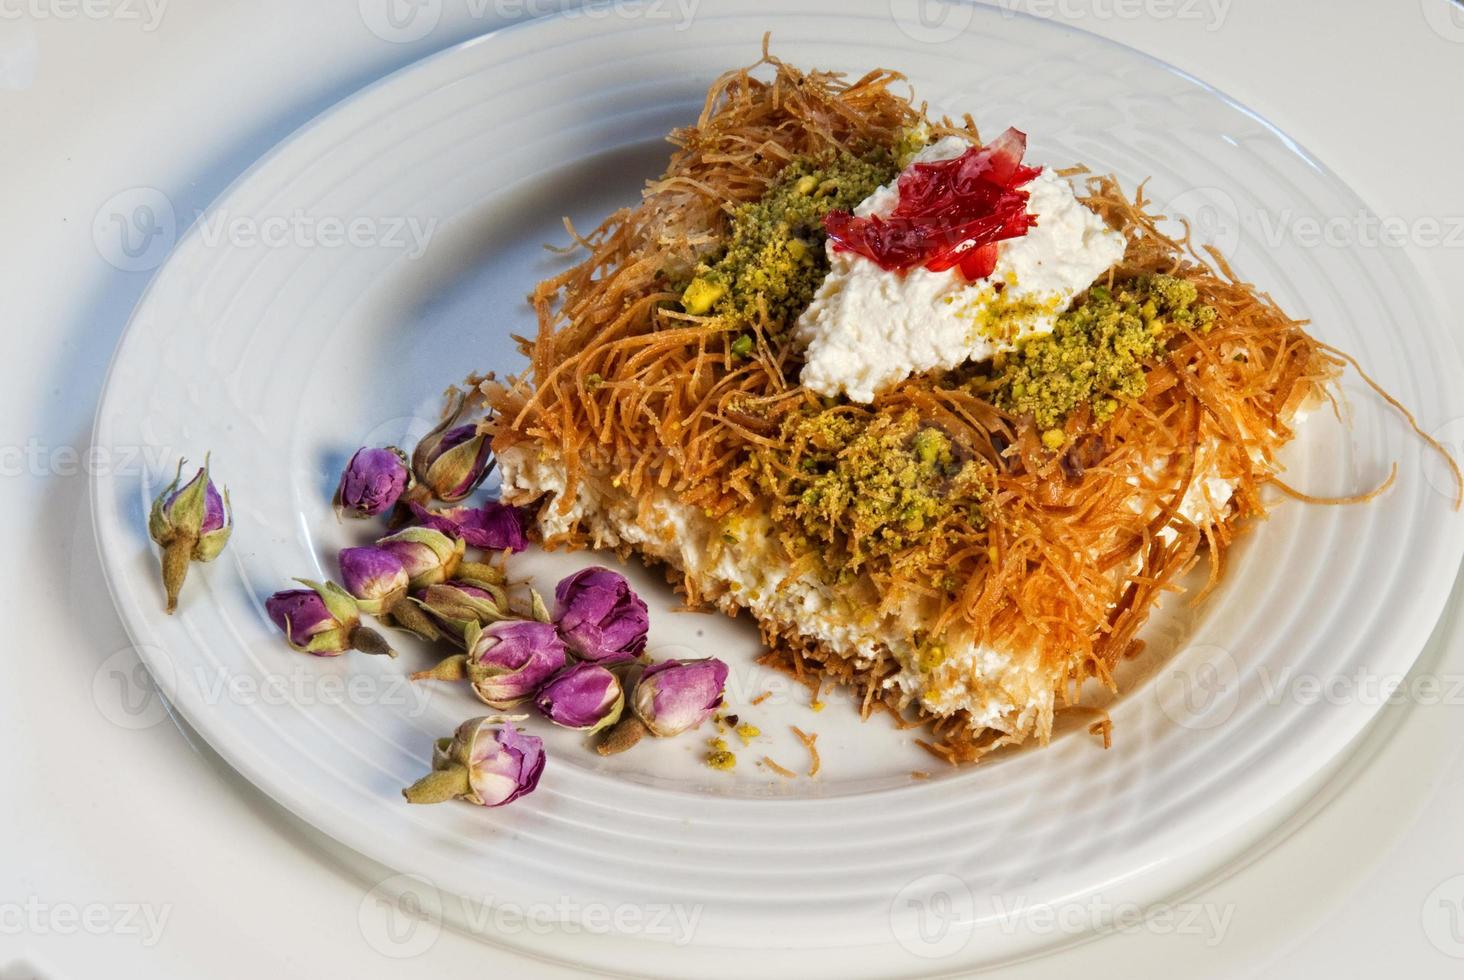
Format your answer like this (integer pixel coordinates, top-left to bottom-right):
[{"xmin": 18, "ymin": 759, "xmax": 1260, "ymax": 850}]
[{"xmin": 3, "ymin": 1, "xmax": 1464, "ymax": 976}]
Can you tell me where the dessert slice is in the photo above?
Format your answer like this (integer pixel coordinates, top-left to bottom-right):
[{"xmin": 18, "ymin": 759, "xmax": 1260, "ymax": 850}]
[{"xmin": 485, "ymin": 54, "xmax": 1336, "ymax": 761}]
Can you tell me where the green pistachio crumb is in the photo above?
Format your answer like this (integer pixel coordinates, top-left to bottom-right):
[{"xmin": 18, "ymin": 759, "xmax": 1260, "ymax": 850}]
[
  {"xmin": 991, "ymin": 274, "xmax": 1216, "ymax": 431},
  {"xmin": 680, "ymin": 149, "xmax": 898, "ymax": 331},
  {"xmin": 749, "ymin": 408, "xmax": 993, "ymax": 579},
  {"xmin": 682, "ymin": 278, "xmax": 727, "ymax": 316},
  {"xmin": 894, "ymin": 123, "xmax": 933, "ymax": 168},
  {"xmin": 705, "ymin": 749, "xmax": 736, "ymax": 771}
]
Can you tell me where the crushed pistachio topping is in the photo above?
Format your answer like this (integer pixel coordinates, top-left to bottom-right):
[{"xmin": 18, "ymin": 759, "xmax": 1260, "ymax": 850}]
[
  {"xmin": 733, "ymin": 722, "xmax": 761, "ymax": 744},
  {"xmin": 948, "ymin": 276, "xmax": 1065, "ymax": 345},
  {"xmin": 705, "ymin": 748, "xmax": 737, "ymax": 771},
  {"xmin": 991, "ymin": 273, "xmax": 1217, "ymax": 432},
  {"xmin": 894, "ymin": 122, "xmax": 933, "ymax": 168},
  {"xmin": 680, "ymin": 149, "xmax": 899, "ymax": 331},
  {"xmin": 746, "ymin": 407, "xmax": 994, "ymax": 579}
]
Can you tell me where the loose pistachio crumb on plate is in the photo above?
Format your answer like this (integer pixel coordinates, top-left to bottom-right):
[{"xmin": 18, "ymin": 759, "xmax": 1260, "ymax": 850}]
[{"xmin": 705, "ymin": 749, "xmax": 736, "ymax": 771}]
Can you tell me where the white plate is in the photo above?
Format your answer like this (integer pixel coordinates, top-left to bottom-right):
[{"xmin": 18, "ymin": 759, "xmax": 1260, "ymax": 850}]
[{"xmin": 91, "ymin": 0, "xmax": 1464, "ymax": 969}]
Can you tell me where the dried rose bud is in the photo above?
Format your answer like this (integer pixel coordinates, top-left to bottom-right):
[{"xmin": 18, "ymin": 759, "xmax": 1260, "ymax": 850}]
[
  {"xmin": 375, "ymin": 527, "xmax": 464, "ymax": 590},
  {"xmin": 334, "ymin": 447, "xmax": 409, "ymax": 519},
  {"xmin": 402, "ymin": 715, "xmax": 545, "ymax": 808},
  {"xmin": 413, "ymin": 580, "xmax": 510, "ymax": 643},
  {"xmin": 408, "ymin": 501, "xmax": 528, "ymax": 553},
  {"xmin": 337, "ymin": 547, "xmax": 407, "ymax": 614},
  {"xmin": 411, "ymin": 618, "xmax": 565, "ymax": 706},
  {"xmin": 635, "ymin": 658, "xmax": 728, "ymax": 736},
  {"xmin": 412, "ymin": 388, "xmax": 494, "ymax": 503},
  {"xmin": 265, "ymin": 579, "xmax": 394, "ymax": 658},
  {"xmin": 535, "ymin": 662, "xmax": 624, "ymax": 734},
  {"xmin": 337, "ymin": 547, "xmax": 440, "ymax": 641},
  {"xmin": 598, "ymin": 658, "xmax": 729, "ymax": 756},
  {"xmin": 462, "ymin": 620, "xmax": 566, "ymax": 708},
  {"xmin": 552, "ymin": 567, "xmax": 649, "ymax": 665},
  {"xmin": 148, "ymin": 455, "xmax": 232, "ymax": 613}
]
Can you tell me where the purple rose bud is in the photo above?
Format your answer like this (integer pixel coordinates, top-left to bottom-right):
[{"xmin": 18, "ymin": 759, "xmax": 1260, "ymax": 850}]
[
  {"xmin": 414, "ymin": 580, "xmax": 509, "ymax": 643},
  {"xmin": 408, "ymin": 501, "xmax": 528, "ymax": 553},
  {"xmin": 265, "ymin": 579, "xmax": 394, "ymax": 658},
  {"xmin": 148, "ymin": 454, "xmax": 232, "ymax": 613},
  {"xmin": 553, "ymin": 567, "xmax": 649, "ymax": 665},
  {"xmin": 634, "ymin": 658, "xmax": 728, "ymax": 738},
  {"xmin": 334, "ymin": 447, "xmax": 409, "ymax": 518},
  {"xmin": 337, "ymin": 547, "xmax": 409, "ymax": 615},
  {"xmin": 403, "ymin": 716, "xmax": 545, "ymax": 808},
  {"xmin": 376, "ymin": 527, "xmax": 464, "ymax": 589},
  {"xmin": 337, "ymin": 547, "xmax": 441, "ymax": 640},
  {"xmin": 463, "ymin": 620, "xmax": 566, "ymax": 709},
  {"xmin": 412, "ymin": 388, "xmax": 495, "ymax": 503},
  {"xmin": 193, "ymin": 481, "xmax": 228, "ymax": 536},
  {"xmin": 265, "ymin": 590, "xmax": 336, "ymax": 647},
  {"xmin": 535, "ymin": 662, "xmax": 624, "ymax": 734}
]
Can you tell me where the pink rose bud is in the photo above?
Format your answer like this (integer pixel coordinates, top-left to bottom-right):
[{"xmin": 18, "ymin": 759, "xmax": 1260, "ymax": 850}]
[
  {"xmin": 535, "ymin": 662, "xmax": 624, "ymax": 734},
  {"xmin": 597, "ymin": 657, "xmax": 730, "ymax": 756},
  {"xmin": 403, "ymin": 716, "xmax": 545, "ymax": 808},
  {"xmin": 338, "ymin": 547, "xmax": 440, "ymax": 641},
  {"xmin": 412, "ymin": 388, "xmax": 494, "ymax": 503},
  {"xmin": 337, "ymin": 547, "xmax": 409, "ymax": 615},
  {"xmin": 265, "ymin": 579, "xmax": 394, "ymax": 658},
  {"xmin": 148, "ymin": 454, "xmax": 232, "ymax": 613},
  {"xmin": 334, "ymin": 447, "xmax": 409, "ymax": 518},
  {"xmin": 553, "ymin": 567, "xmax": 649, "ymax": 665},
  {"xmin": 376, "ymin": 527, "xmax": 464, "ymax": 590},
  {"xmin": 463, "ymin": 620, "xmax": 567, "ymax": 709},
  {"xmin": 634, "ymin": 658, "xmax": 729, "ymax": 738}
]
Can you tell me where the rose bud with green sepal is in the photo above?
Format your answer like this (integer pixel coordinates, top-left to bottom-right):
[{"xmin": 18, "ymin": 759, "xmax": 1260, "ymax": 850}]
[
  {"xmin": 375, "ymin": 527, "xmax": 462, "ymax": 589},
  {"xmin": 408, "ymin": 500, "xmax": 528, "ymax": 553},
  {"xmin": 264, "ymin": 579, "xmax": 394, "ymax": 658},
  {"xmin": 402, "ymin": 715, "xmax": 545, "ymax": 808},
  {"xmin": 148, "ymin": 455, "xmax": 232, "ymax": 613},
  {"xmin": 535, "ymin": 662, "xmax": 624, "ymax": 734},
  {"xmin": 334, "ymin": 447, "xmax": 410, "ymax": 519},
  {"xmin": 635, "ymin": 658, "xmax": 728, "ymax": 736},
  {"xmin": 598, "ymin": 657, "xmax": 729, "ymax": 756},
  {"xmin": 337, "ymin": 547, "xmax": 407, "ymax": 616},
  {"xmin": 377, "ymin": 526, "xmax": 498, "ymax": 589},
  {"xmin": 552, "ymin": 566, "xmax": 649, "ymax": 665},
  {"xmin": 412, "ymin": 619, "xmax": 566, "ymax": 710},
  {"xmin": 337, "ymin": 547, "xmax": 441, "ymax": 642},
  {"xmin": 528, "ymin": 587, "xmax": 552, "ymax": 624},
  {"xmin": 412, "ymin": 388, "xmax": 494, "ymax": 503},
  {"xmin": 413, "ymin": 580, "xmax": 511, "ymax": 643}
]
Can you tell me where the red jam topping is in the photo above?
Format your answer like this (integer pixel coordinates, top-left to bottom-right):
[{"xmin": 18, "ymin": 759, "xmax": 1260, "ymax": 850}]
[{"xmin": 823, "ymin": 128, "xmax": 1041, "ymax": 282}]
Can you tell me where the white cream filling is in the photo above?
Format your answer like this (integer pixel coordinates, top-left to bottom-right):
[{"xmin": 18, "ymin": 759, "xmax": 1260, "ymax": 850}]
[
  {"xmin": 794, "ymin": 136, "xmax": 1127, "ymax": 403},
  {"xmin": 498, "ymin": 446, "xmax": 1052, "ymax": 735},
  {"xmin": 499, "ymin": 413, "xmax": 1312, "ymax": 739}
]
